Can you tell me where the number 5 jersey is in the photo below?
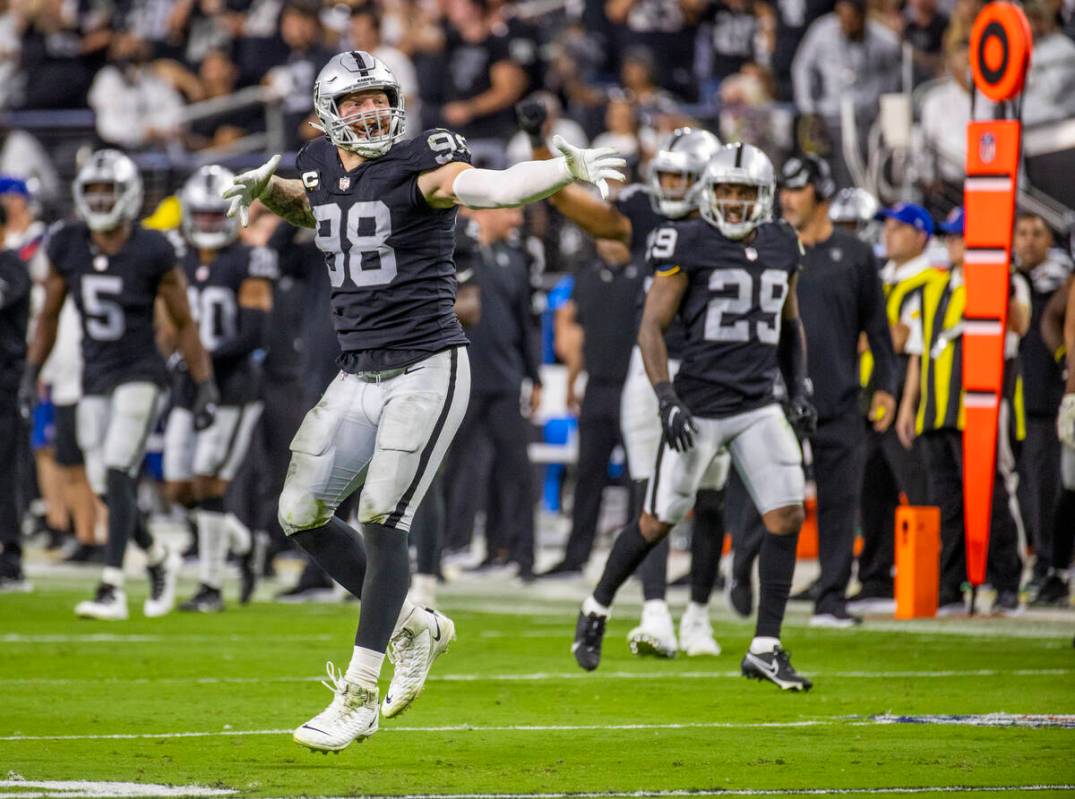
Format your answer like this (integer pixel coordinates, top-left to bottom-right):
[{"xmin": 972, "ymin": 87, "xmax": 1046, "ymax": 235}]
[
  {"xmin": 47, "ymin": 222, "xmax": 177, "ymax": 395},
  {"xmin": 648, "ymin": 217, "xmax": 804, "ymax": 418},
  {"xmin": 296, "ymin": 128, "xmax": 474, "ymax": 373}
]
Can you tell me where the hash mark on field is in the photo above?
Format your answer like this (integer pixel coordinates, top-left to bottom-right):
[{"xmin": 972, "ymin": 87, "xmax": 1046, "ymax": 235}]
[
  {"xmin": 4, "ymin": 714, "xmax": 1075, "ymax": 742},
  {"xmin": 0, "ymin": 668, "xmax": 1068, "ymax": 686}
]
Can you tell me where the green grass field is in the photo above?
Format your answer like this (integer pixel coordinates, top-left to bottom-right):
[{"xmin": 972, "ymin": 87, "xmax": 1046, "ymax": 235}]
[{"xmin": 2, "ymin": 571, "xmax": 1074, "ymax": 799}]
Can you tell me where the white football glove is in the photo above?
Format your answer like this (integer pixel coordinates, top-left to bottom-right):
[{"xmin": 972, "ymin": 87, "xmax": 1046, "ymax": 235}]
[
  {"xmin": 221, "ymin": 154, "xmax": 281, "ymax": 227},
  {"xmin": 1058, "ymin": 393, "xmax": 1075, "ymax": 449},
  {"xmin": 552, "ymin": 135, "xmax": 627, "ymax": 201}
]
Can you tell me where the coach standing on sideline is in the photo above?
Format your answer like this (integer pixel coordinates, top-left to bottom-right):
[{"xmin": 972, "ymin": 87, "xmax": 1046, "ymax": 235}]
[
  {"xmin": 778, "ymin": 156, "xmax": 897, "ymax": 627},
  {"xmin": 1, "ymin": 205, "xmax": 33, "ymax": 591}
]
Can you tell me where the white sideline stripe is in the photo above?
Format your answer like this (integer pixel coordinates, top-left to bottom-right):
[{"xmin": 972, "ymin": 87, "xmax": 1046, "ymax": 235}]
[
  {"xmin": 0, "ymin": 668, "xmax": 1067, "ymax": 687},
  {"xmin": 259, "ymin": 788, "xmax": 1075, "ymax": 799},
  {"xmin": 5, "ymin": 713, "xmax": 1074, "ymax": 742},
  {"xmin": 0, "ymin": 780, "xmax": 233, "ymax": 798},
  {"xmin": 0, "ymin": 633, "xmax": 335, "ymax": 644}
]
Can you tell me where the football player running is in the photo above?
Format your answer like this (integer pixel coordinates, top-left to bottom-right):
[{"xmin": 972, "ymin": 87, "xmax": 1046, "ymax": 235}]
[
  {"xmin": 165, "ymin": 165, "xmax": 277, "ymax": 612},
  {"xmin": 523, "ymin": 105, "xmax": 727, "ymax": 659},
  {"xmin": 572, "ymin": 143, "xmax": 816, "ymax": 691},
  {"xmin": 20, "ymin": 150, "xmax": 217, "ymax": 620},
  {"xmin": 222, "ymin": 51, "xmax": 625, "ymax": 753}
]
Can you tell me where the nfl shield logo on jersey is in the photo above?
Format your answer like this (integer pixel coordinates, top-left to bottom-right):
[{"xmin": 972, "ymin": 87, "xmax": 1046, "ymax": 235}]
[
  {"xmin": 338, "ymin": 176, "xmax": 351, "ymax": 191},
  {"xmin": 745, "ymin": 247, "xmax": 758, "ymax": 261},
  {"xmin": 93, "ymin": 255, "xmax": 108, "ymax": 272}
]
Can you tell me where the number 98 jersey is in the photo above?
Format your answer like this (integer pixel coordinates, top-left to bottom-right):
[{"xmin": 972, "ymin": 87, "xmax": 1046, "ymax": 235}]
[
  {"xmin": 47, "ymin": 222, "xmax": 176, "ymax": 395},
  {"xmin": 648, "ymin": 217, "xmax": 804, "ymax": 418},
  {"xmin": 296, "ymin": 129, "xmax": 474, "ymax": 372}
]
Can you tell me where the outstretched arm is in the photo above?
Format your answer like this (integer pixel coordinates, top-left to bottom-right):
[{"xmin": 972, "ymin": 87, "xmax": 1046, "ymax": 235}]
[
  {"xmin": 419, "ymin": 136, "xmax": 625, "ymax": 210},
  {"xmin": 531, "ymin": 142, "xmax": 632, "ymax": 245},
  {"xmin": 223, "ymin": 155, "xmax": 316, "ymax": 230}
]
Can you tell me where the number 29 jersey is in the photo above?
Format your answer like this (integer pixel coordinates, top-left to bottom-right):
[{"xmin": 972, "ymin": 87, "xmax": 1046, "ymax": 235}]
[
  {"xmin": 47, "ymin": 221, "xmax": 176, "ymax": 395},
  {"xmin": 648, "ymin": 217, "xmax": 804, "ymax": 418},
  {"xmin": 296, "ymin": 129, "xmax": 473, "ymax": 372}
]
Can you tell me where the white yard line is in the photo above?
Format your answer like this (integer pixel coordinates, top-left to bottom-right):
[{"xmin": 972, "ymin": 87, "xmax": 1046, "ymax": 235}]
[
  {"xmin": 259, "ymin": 788, "xmax": 1075, "ymax": 799},
  {"xmin": 0, "ymin": 668, "xmax": 1067, "ymax": 687},
  {"xmin": 3, "ymin": 714, "xmax": 1074, "ymax": 742}
]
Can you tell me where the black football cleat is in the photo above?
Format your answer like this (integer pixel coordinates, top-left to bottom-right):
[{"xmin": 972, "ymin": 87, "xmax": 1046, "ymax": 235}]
[
  {"xmin": 180, "ymin": 583, "xmax": 224, "ymax": 613},
  {"xmin": 741, "ymin": 645, "xmax": 813, "ymax": 691},
  {"xmin": 572, "ymin": 610, "xmax": 607, "ymax": 671}
]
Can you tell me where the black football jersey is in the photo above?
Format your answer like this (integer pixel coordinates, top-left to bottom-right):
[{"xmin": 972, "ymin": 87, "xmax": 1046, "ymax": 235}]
[
  {"xmin": 295, "ymin": 129, "xmax": 473, "ymax": 372},
  {"xmin": 178, "ymin": 241, "xmax": 279, "ymax": 405},
  {"xmin": 648, "ymin": 217, "xmax": 804, "ymax": 418},
  {"xmin": 614, "ymin": 184, "xmax": 688, "ymax": 359},
  {"xmin": 47, "ymin": 222, "xmax": 176, "ymax": 395}
]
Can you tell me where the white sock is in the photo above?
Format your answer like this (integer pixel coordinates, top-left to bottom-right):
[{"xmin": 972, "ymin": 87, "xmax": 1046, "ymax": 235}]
[
  {"xmin": 583, "ymin": 595, "xmax": 610, "ymax": 619},
  {"xmin": 643, "ymin": 598, "xmax": 670, "ymax": 616},
  {"xmin": 144, "ymin": 540, "xmax": 166, "ymax": 567},
  {"xmin": 102, "ymin": 566, "xmax": 125, "ymax": 588},
  {"xmin": 196, "ymin": 510, "xmax": 228, "ymax": 589},
  {"xmin": 225, "ymin": 513, "xmax": 251, "ymax": 556},
  {"xmin": 411, "ymin": 574, "xmax": 437, "ymax": 604},
  {"xmin": 750, "ymin": 636, "xmax": 781, "ymax": 654},
  {"xmin": 345, "ymin": 646, "xmax": 384, "ymax": 688},
  {"xmin": 686, "ymin": 601, "xmax": 709, "ymax": 619}
]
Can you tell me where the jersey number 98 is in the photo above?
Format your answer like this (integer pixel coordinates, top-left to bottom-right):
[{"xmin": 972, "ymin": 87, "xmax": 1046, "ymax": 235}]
[{"xmin": 313, "ymin": 200, "xmax": 397, "ymax": 289}]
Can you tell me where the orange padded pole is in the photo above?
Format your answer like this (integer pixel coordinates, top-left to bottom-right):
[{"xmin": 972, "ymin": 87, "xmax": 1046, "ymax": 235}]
[{"xmin": 894, "ymin": 506, "xmax": 941, "ymax": 619}]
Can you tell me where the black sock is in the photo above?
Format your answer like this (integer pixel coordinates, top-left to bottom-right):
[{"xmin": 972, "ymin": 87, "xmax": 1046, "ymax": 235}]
[
  {"xmin": 637, "ymin": 536, "xmax": 669, "ymax": 601},
  {"xmin": 355, "ymin": 522, "xmax": 410, "ymax": 651},
  {"xmin": 104, "ymin": 469, "xmax": 139, "ymax": 570},
  {"xmin": 1052, "ymin": 489, "xmax": 1075, "ymax": 571},
  {"xmin": 131, "ymin": 512, "xmax": 154, "ymax": 551},
  {"xmin": 690, "ymin": 489, "xmax": 724, "ymax": 604},
  {"xmin": 594, "ymin": 519, "xmax": 660, "ymax": 608},
  {"xmin": 291, "ymin": 517, "xmax": 368, "ymax": 597},
  {"xmin": 630, "ymin": 479, "xmax": 648, "ymax": 519},
  {"xmin": 756, "ymin": 530, "xmax": 799, "ymax": 639}
]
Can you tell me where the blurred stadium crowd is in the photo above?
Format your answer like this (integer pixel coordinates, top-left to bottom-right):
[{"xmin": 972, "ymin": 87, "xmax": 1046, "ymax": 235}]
[{"xmin": 0, "ymin": 0, "xmax": 1073, "ymax": 624}]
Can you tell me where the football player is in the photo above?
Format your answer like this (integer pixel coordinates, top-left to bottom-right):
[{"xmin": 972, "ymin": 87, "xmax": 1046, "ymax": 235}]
[
  {"xmin": 19, "ymin": 150, "xmax": 218, "ymax": 620},
  {"xmin": 572, "ymin": 143, "xmax": 816, "ymax": 691},
  {"xmin": 222, "ymin": 50, "xmax": 625, "ymax": 753},
  {"xmin": 524, "ymin": 108, "xmax": 728, "ymax": 658},
  {"xmin": 164, "ymin": 165, "xmax": 277, "ymax": 612}
]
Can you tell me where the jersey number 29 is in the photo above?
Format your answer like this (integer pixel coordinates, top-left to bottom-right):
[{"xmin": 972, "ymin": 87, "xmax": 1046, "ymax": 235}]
[
  {"xmin": 313, "ymin": 200, "xmax": 397, "ymax": 288},
  {"xmin": 705, "ymin": 268, "xmax": 788, "ymax": 344}
]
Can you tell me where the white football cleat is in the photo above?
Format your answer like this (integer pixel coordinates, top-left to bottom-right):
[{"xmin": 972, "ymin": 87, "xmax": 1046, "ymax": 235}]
[
  {"xmin": 75, "ymin": 583, "xmax": 129, "ymax": 621},
  {"xmin": 678, "ymin": 605, "xmax": 721, "ymax": 656},
  {"xmin": 381, "ymin": 606, "xmax": 455, "ymax": 719},
  {"xmin": 143, "ymin": 548, "xmax": 180, "ymax": 618},
  {"xmin": 627, "ymin": 599, "xmax": 677, "ymax": 658},
  {"xmin": 293, "ymin": 662, "xmax": 379, "ymax": 753}
]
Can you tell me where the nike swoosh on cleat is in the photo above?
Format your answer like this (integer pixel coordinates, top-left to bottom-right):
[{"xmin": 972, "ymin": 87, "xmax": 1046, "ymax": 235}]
[
  {"xmin": 431, "ymin": 614, "xmax": 442, "ymax": 642},
  {"xmin": 747, "ymin": 653, "xmax": 780, "ymax": 679},
  {"xmin": 301, "ymin": 725, "xmax": 329, "ymax": 734},
  {"xmin": 384, "ymin": 694, "xmax": 393, "ymax": 705}
]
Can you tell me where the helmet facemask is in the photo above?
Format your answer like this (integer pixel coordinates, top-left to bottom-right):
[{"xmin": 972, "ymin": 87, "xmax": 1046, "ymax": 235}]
[
  {"xmin": 701, "ymin": 180, "xmax": 772, "ymax": 240},
  {"xmin": 649, "ymin": 158, "xmax": 703, "ymax": 219},
  {"xmin": 313, "ymin": 86, "xmax": 406, "ymax": 159},
  {"xmin": 181, "ymin": 165, "xmax": 239, "ymax": 251},
  {"xmin": 73, "ymin": 173, "xmax": 142, "ymax": 232}
]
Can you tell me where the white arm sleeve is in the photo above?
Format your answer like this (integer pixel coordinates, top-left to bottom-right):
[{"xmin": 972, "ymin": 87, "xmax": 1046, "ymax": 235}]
[{"xmin": 452, "ymin": 157, "xmax": 574, "ymax": 209}]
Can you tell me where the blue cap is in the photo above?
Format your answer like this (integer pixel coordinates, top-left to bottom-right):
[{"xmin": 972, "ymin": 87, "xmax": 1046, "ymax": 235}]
[
  {"xmin": 938, "ymin": 207, "xmax": 964, "ymax": 236},
  {"xmin": 875, "ymin": 202, "xmax": 933, "ymax": 236},
  {"xmin": 0, "ymin": 176, "xmax": 30, "ymax": 197}
]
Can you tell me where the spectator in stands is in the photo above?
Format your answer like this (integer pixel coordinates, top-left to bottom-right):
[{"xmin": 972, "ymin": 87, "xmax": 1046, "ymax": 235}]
[
  {"xmin": 590, "ymin": 91, "xmax": 646, "ymax": 174},
  {"xmin": 343, "ymin": 7, "xmax": 421, "ymax": 131},
  {"xmin": 767, "ymin": 0, "xmax": 835, "ymax": 101},
  {"xmin": 88, "ymin": 31, "xmax": 185, "ymax": 149},
  {"xmin": 0, "ymin": 0, "xmax": 22, "ymax": 109},
  {"xmin": 506, "ymin": 91, "xmax": 589, "ymax": 165},
  {"xmin": 0, "ymin": 124, "xmax": 60, "ymax": 206},
  {"xmin": 791, "ymin": 0, "xmax": 901, "ymax": 184},
  {"xmin": 619, "ymin": 46, "xmax": 681, "ymax": 131},
  {"xmin": 902, "ymin": 0, "xmax": 948, "ymax": 83},
  {"xmin": 17, "ymin": 0, "xmax": 112, "ymax": 109},
  {"xmin": 1021, "ymin": 0, "xmax": 1075, "ymax": 126},
  {"xmin": 607, "ymin": 0, "xmax": 698, "ymax": 100},
  {"xmin": 439, "ymin": 0, "xmax": 528, "ymax": 144},
  {"xmin": 691, "ymin": 0, "xmax": 763, "ymax": 88},
  {"xmin": 1013, "ymin": 213, "xmax": 1071, "ymax": 596},
  {"xmin": 264, "ymin": 0, "xmax": 332, "ymax": 148},
  {"xmin": 183, "ymin": 48, "xmax": 263, "ymax": 150},
  {"xmin": 717, "ymin": 64, "xmax": 778, "ymax": 153},
  {"xmin": 165, "ymin": 0, "xmax": 242, "ymax": 66}
]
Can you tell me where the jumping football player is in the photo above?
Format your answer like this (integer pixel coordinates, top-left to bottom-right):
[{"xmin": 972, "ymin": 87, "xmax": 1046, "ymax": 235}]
[
  {"xmin": 572, "ymin": 143, "xmax": 816, "ymax": 691},
  {"xmin": 525, "ymin": 107, "xmax": 728, "ymax": 659},
  {"xmin": 20, "ymin": 149, "xmax": 218, "ymax": 620},
  {"xmin": 222, "ymin": 50, "xmax": 625, "ymax": 752},
  {"xmin": 165, "ymin": 165, "xmax": 277, "ymax": 612}
]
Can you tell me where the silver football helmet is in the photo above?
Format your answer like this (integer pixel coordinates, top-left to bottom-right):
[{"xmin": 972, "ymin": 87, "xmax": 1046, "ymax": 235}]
[
  {"xmin": 72, "ymin": 149, "xmax": 143, "ymax": 232},
  {"xmin": 699, "ymin": 143, "xmax": 774, "ymax": 240},
  {"xmin": 311, "ymin": 50, "xmax": 406, "ymax": 158},
  {"xmin": 648, "ymin": 128, "xmax": 721, "ymax": 218},
  {"xmin": 181, "ymin": 165, "xmax": 239, "ymax": 251},
  {"xmin": 829, "ymin": 187, "xmax": 880, "ymax": 225}
]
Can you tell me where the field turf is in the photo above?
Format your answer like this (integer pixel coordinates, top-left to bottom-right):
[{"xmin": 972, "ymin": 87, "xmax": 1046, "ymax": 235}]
[{"xmin": 2, "ymin": 571, "xmax": 1074, "ymax": 799}]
